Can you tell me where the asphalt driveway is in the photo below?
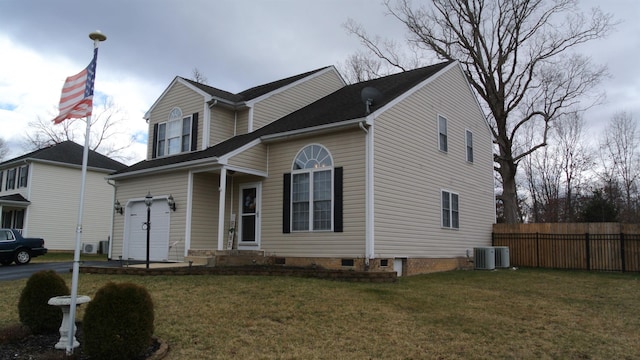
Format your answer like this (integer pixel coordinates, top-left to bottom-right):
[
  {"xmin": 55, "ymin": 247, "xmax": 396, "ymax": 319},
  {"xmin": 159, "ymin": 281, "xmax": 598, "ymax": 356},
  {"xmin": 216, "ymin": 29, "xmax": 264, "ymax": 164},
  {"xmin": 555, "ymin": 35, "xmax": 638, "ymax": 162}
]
[{"xmin": 0, "ymin": 261, "xmax": 122, "ymax": 281}]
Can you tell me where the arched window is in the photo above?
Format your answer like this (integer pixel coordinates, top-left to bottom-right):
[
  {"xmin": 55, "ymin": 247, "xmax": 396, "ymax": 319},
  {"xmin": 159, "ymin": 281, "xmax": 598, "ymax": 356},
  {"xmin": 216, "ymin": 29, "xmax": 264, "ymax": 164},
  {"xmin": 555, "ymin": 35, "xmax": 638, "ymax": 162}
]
[
  {"xmin": 154, "ymin": 107, "xmax": 197, "ymax": 157},
  {"xmin": 291, "ymin": 145, "xmax": 333, "ymax": 231}
]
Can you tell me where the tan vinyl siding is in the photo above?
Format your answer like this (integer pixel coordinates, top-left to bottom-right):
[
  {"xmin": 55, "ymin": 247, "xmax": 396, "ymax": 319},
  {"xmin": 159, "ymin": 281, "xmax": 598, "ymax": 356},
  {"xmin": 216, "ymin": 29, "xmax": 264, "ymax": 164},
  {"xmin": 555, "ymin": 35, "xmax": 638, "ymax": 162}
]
[
  {"xmin": 189, "ymin": 172, "xmax": 219, "ymax": 249},
  {"xmin": 235, "ymin": 109, "xmax": 250, "ymax": 135},
  {"xmin": 261, "ymin": 129, "xmax": 367, "ymax": 257},
  {"xmin": 373, "ymin": 65, "xmax": 494, "ymax": 258},
  {"xmin": 27, "ymin": 163, "xmax": 114, "ymax": 250},
  {"xmin": 227, "ymin": 143, "xmax": 268, "ymax": 173},
  {"xmin": 146, "ymin": 82, "xmax": 204, "ymax": 159},
  {"xmin": 209, "ymin": 107, "xmax": 236, "ymax": 146},
  {"xmin": 112, "ymin": 171, "xmax": 189, "ymax": 259},
  {"xmin": 251, "ymin": 70, "xmax": 344, "ymax": 130}
]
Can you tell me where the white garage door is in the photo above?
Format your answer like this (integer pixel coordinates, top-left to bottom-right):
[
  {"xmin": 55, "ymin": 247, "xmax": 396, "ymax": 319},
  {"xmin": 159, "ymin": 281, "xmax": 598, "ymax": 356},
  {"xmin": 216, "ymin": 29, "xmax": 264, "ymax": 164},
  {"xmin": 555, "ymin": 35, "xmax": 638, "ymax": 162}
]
[{"xmin": 125, "ymin": 199, "xmax": 170, "ymax": 261}]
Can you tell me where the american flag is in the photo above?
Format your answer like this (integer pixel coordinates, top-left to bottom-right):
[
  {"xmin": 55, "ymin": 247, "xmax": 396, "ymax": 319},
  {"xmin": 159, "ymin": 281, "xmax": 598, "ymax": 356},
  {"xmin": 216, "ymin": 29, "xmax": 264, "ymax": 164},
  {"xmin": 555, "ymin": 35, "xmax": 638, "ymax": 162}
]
[{"xmin": 52, "ymin": 48, "xmax": 98, "ymax": 124}]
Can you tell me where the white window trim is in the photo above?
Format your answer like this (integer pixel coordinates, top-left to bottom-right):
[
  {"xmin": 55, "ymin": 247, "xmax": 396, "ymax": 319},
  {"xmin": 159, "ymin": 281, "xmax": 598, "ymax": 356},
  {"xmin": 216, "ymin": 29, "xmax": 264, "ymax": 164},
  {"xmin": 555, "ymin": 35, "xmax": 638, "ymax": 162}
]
[
  {"xmin": 465, "ymin": 129, "xmax": 474, "ymax": 163},
  {"xmin": 441, "ymin": 189, "xmax": 460, "ymax": 230},
  {"xmin": 156, "ymin": 108, "xmax": 193, "ymax": 158},
  {"xmin": 438, "ymin": 114, "xmax": 448, "ymax": 153},
  {"xmin": 290, "ymin": 144, "xmax": 334, "ymax": 232}
]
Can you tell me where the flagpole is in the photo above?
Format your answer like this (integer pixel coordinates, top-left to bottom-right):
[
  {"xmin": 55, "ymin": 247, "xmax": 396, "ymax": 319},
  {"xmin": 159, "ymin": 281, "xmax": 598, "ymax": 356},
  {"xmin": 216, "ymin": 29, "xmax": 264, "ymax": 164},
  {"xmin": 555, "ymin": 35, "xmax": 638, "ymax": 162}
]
[{"xmin": 66, "ymin": 30, "xmax": 106, "ymax": 356}]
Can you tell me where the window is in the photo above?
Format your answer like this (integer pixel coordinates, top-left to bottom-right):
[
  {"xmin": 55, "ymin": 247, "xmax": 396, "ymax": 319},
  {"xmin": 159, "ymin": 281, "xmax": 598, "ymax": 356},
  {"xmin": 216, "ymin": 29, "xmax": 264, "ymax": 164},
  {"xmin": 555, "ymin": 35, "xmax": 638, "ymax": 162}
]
[
  {"xmin": 0, "ymin": 171, "xmax": 3, "ymax": 192},
  {"xmin": 5, "ymin": 168, "xmax": 16, "ymax": 190},
  {"xmin": 18, "ymin": 165, "xmax": 28, "ymax": 188},
  {"xmin": 438, "ymin": 115, "xmax": 448, "ymax": 152},
  {"xmin": 155, "ymin": 107, "xmax": 194, "ymax": 157},
  {"xmin": 291, "ymin": 145, "xmax": 333, "ymax": 231},
  {"xmin": 466, "ymin": 130, "xmax": 474, "ymax": 163},
  {"xmin": 442, "ymin": 190, "xmax": 459, "ymax": 229}
]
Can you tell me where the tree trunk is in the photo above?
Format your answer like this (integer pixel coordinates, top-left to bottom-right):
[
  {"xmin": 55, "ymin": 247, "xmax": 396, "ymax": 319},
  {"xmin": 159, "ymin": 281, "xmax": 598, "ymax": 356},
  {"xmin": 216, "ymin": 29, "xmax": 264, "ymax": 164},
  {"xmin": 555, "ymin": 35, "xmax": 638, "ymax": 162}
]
[{"xmin": 498, "ymin": 159, "xmax": 520, "ymax": 223}]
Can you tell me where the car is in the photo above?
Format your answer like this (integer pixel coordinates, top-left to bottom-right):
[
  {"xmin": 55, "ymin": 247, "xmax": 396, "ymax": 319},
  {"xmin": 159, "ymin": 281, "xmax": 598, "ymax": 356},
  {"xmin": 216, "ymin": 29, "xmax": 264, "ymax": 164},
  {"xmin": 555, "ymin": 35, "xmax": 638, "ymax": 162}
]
[{"xmin": 0, "ymin": 229, "xmax": 48, "ymax": 265}]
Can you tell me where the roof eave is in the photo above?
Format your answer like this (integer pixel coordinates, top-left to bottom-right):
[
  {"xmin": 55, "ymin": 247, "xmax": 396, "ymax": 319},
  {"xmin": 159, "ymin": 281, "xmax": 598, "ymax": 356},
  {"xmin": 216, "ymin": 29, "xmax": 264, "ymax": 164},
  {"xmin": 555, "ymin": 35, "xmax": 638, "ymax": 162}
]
[
  {"xmin": 260, "ymin": 118, "xmax": 365, "ymax": 143},
  {"xmin": 107, "ymin": 156, "xmax": 220, "ymax": 180}
]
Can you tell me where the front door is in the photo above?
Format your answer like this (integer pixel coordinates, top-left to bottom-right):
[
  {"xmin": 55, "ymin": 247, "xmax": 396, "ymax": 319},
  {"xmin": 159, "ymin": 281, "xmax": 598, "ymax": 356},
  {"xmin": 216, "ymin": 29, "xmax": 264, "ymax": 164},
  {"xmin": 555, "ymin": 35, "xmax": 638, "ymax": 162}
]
[{"xmin": 238, "ymin": 183, "xmax": 261, "ymax": 249}]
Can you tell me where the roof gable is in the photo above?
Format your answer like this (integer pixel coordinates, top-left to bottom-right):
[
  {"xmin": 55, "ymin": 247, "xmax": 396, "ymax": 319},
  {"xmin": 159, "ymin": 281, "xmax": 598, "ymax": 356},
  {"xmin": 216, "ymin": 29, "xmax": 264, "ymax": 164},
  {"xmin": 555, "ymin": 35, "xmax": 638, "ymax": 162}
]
[{"xmin": 0, "ymin": 141, "xmax": 127, "ymax": 172}]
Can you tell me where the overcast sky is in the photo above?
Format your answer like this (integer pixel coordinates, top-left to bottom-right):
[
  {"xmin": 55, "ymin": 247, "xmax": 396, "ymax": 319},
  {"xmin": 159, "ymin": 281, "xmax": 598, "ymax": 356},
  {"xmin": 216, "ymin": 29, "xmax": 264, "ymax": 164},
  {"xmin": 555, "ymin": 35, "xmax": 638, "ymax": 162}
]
[{"xmin": 1, "ymin": 0, "xmax": 638, "ymax": 164}]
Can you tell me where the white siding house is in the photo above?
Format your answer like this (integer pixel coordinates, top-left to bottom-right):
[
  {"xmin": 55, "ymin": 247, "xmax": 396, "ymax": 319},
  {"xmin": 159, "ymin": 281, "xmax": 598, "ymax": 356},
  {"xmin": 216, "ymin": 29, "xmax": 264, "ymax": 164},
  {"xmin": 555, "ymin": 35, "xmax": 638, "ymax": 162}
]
[{"xmin": 0, "ymin": 141, "xmax": 126, "ymax": 251}]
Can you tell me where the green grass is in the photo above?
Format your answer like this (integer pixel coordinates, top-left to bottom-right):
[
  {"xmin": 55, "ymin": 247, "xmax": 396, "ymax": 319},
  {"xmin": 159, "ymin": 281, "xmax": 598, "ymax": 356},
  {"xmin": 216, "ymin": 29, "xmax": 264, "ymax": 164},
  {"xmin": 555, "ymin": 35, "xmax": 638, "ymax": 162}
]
[{"xmin": 1, "ymin": 269, "xmax": 638, "ymax": 359}]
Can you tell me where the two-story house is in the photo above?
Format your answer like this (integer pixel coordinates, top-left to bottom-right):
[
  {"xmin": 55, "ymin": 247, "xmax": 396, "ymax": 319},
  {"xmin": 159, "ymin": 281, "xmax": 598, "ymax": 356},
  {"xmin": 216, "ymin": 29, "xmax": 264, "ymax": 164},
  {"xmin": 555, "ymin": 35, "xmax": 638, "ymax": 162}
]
[
  {"xmin": 0, "ymin": 141, "xmax": 127, "ymax": 251},
  {"xmin": 107, "ymin": 61, "xmax": 495, "ymax": 275}
]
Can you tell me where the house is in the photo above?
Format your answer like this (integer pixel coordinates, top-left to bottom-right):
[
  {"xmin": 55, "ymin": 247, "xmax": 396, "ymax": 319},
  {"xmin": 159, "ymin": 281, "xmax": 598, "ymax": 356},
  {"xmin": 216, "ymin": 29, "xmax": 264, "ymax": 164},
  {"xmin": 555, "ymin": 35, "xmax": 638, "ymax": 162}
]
[
  {"xmin": 107, "ymin": 61, "xmax": 495, "ymax": 275},
  {"xmin": 0, "ymin": 141, "xmax": 127, "ymax": 251}
]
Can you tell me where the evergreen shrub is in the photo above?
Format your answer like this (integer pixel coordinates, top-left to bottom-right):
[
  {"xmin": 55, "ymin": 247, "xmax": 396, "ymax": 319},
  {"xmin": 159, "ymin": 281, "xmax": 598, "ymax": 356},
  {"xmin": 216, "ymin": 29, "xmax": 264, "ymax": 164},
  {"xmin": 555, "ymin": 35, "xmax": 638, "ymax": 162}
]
[
  {"xmin": 82, "ymin": 282, "xmax": 154, "ymax": 360},
  {"xmin": 18, "ymin": 270, "xmax": 70, "ymax": 334}
]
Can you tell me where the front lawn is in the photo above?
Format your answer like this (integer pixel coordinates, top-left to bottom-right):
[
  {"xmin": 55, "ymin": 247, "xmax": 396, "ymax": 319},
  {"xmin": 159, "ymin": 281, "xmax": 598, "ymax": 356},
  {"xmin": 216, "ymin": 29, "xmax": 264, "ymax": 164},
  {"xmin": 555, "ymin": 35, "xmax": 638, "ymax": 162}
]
[{"xmin": 0, "ymin": 269, "xmax": 638, "ymax": 359}]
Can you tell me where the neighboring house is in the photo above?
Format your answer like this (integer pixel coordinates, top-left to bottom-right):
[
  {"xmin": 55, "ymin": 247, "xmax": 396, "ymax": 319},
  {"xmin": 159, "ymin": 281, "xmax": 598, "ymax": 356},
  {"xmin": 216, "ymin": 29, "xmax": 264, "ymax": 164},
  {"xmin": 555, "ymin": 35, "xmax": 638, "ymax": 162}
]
[
  {"xmin": 107, "ymin": 61, "xmax": 495, "ymax": 275},
  {"xmin": 0, "ymin": 141, "xmax": 127, "ymax": 251}
]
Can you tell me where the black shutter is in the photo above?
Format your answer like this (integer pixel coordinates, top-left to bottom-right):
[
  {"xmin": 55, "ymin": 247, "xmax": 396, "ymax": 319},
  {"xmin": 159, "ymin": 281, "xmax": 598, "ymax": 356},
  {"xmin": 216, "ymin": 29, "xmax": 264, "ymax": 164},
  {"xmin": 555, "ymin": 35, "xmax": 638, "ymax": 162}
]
[
  {"xmin": 191, "ymin": 113, "xmax": 198, "ymax": 151},
  {"xmin": 283, "ymin": 173, "xmax": 291, "ymax": 233},
  {"xmin": 334, "ymin": 167, "xmax": 343, "ymax": 232},
  {"xmin": 151, "ymin": 123, "xmax": 159, "ymax": 159}
]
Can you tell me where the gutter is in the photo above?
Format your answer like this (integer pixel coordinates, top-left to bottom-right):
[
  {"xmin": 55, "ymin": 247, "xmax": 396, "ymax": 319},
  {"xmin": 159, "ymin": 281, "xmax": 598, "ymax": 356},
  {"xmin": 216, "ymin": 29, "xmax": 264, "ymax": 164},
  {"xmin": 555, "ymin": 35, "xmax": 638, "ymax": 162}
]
[
  {"xmin": 261, "ymin": 118, "xmax": 365, "ymax": 143},
  {"xmin": 106, "ymin": 156, "xmax": 220, "ymax": 180}
]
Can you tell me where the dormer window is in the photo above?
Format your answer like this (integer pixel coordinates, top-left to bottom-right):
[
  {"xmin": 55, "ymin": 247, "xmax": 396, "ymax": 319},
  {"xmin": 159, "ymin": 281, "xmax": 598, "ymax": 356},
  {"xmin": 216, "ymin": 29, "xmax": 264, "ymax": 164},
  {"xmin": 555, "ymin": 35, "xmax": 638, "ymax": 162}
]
[{"xmin": 153, "ymin": 107, "xmax": 198, "ymax": 158}]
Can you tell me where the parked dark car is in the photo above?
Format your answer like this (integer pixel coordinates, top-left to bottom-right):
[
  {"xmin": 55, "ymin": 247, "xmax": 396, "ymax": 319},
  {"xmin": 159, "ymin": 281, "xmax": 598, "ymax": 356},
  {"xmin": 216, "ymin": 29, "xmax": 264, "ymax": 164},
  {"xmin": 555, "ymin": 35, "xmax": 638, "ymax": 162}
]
[{"xmin": 0, "ymin": 229, "xmax": 47, "ymax": 265}]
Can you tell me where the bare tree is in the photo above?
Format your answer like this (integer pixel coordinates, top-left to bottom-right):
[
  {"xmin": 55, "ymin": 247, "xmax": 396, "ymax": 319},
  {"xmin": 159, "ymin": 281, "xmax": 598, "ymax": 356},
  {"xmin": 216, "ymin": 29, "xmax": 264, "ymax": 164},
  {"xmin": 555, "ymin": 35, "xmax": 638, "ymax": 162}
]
[
  {"xmin": 599, "ymin": 111, "xmax": 640, "ymax": 222},
  {"xmin": 24, "ymin": 97, "xmax": 135, "ymax": 163},
  {"xmin": 191, "ymin": 68, "xmax": 208, "ymax": 84},
  {"xmin": 345, "ymin": 0, "xmax": 614, "ymax": 223},
  {"xmin": 0, "ymin": 138, "xmax": 8, "ymax": 161}
]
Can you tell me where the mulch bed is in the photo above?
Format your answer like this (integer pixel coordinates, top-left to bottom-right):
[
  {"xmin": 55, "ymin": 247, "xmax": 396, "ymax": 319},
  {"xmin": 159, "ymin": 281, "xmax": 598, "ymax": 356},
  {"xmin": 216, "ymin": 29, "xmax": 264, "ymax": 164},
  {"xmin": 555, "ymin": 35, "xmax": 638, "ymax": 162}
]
[{"xmin": 0, "ymin": 323, "xmax": 163, "ymax": 360}]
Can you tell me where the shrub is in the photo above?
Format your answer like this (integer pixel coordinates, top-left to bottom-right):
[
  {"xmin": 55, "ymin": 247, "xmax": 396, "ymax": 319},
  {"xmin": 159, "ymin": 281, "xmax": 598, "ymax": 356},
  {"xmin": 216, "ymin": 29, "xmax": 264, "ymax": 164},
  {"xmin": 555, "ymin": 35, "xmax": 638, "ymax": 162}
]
[
  {"xmin": 18, "ymin": 270, "xmax": 70, "ymax": 334},
  {"xmin": 82, "ymin": 282, "xmax": 154, "ymax": 360}
]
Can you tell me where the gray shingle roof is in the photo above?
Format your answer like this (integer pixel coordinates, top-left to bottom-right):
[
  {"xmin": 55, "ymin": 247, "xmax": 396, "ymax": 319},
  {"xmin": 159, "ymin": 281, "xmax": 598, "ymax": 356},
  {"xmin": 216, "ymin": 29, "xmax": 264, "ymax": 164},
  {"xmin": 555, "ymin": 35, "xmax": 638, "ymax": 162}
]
[
  {"xmin": 112, "ymin": 61, "xmax": 453, "ymax": 176},
  {"xmin": 181, "ymin": 66, "xmax": 333, "ymax": 104},
  {"xmin": 0, "ymin": 141, "xmax": 127, "ymax": 172}
]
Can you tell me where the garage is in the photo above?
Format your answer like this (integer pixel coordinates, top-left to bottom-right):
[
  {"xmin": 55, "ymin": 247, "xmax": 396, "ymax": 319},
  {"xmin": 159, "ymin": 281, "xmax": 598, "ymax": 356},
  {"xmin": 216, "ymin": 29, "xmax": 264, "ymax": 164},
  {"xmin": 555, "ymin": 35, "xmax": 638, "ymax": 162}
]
[{"xmin": 124, "ymin": 199, "xmax": 169, "ymax": 261}]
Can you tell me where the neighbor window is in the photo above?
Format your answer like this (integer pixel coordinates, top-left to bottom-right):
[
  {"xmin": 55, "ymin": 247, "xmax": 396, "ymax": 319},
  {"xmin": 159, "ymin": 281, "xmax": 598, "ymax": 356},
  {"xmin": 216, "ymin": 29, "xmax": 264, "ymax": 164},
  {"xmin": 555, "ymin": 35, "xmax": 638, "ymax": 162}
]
[
  {"xmin": 18, "ymin": 165, "xmax": 28, "ymax": 188},
  {"xmin": 291, "ymin": 144, "xmax": 333, "ymax": 231},
  {"xmin": 438, "ymin": 115, "xmax": 448, "ymax": 152},
  {"xmin": 155, "ymin": 107, "xmax": 194, "ymax": 157},
  {"xmin": 442, "ymin": 190, "xmax": 459, "ymax": 229},
  {"xmin": 0, "ymin": 171, "xmax": 3, "ymax": 192},
  {"xmin": 466, "ymin": 130, "xmax": 474, "ymax": 163},
  {"xmin": 5, "ymin": 168, "xmax": 16, "ymax": 191}
]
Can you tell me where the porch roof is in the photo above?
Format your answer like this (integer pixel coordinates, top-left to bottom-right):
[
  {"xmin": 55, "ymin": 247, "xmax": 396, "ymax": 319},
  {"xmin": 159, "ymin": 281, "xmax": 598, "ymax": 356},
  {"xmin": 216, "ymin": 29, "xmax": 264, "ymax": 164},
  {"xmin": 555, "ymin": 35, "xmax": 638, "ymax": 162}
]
[{"xmin": 0, "ymin": 193, "xmax": 31, "ymax": 206}]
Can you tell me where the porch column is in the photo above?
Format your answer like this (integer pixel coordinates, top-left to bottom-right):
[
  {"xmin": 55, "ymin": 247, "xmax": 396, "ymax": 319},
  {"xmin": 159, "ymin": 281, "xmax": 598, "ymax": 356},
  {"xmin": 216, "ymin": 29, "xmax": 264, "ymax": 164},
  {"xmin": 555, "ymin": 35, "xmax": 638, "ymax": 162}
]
[{"xmin": 217, "ymin": 167, "xmax": 227, "ymax": 250}]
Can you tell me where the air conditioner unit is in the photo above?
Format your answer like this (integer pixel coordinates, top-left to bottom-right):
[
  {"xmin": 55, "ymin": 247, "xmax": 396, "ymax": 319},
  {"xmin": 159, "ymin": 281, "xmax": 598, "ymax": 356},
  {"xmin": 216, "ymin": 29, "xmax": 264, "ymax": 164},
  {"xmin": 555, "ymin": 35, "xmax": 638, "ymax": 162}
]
[
  {"xmin": 82, "ymin": 243, "xmax": 98, "ymax": 254},
  {"xmin": 494, "ymin": 246, "xmax": 510, "ymax": 268},
  {"xmin": 474, "ymin": 247, "xmax": 495, "ymax": 270}
]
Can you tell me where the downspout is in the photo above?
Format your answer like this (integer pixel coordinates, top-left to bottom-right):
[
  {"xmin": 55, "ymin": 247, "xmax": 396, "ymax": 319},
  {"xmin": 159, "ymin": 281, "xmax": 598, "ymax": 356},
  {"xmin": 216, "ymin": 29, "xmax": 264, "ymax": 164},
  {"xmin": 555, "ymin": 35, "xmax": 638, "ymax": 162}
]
[
  {"xmin": 217, "ymin": 167, "xmax": 228, "ymax": 251},
  {"xmin": 360, "ymin": 120, "xmax": 374, "ymax": 267},
  {"xmin": 107, "ymin": 179, "xmax": 117, "ymax": 260},
  {"xmin": 247, "ymin": 105, "xmax": 254, "ymax": 133},
  {"xmin": 204, "ymin": 99, "xmax": 217, "ymax": 149}
]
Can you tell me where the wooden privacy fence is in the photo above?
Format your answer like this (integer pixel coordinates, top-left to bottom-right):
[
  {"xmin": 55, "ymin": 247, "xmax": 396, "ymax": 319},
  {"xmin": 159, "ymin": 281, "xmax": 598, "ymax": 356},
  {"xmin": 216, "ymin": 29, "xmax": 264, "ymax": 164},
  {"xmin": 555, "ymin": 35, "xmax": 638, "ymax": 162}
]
[{"xmin": 492, "ymin": 223, "xmax": 640, "ymax": 272}]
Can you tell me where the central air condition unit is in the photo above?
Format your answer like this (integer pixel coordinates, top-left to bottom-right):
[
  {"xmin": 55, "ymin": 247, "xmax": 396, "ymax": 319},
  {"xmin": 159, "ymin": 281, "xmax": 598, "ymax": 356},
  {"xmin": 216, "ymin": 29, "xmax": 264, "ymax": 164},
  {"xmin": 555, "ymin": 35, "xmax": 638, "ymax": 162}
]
[
  {"xmin": 494, "ymin": 246, "xmax": 510, "ymax": 268},
  {"xmin": 82, "ymin": 243, "xmax": 98, "ymax": 254},
  {"xmin": 474, "ymin": 247, "xmax": 495, "ymax": 270}
]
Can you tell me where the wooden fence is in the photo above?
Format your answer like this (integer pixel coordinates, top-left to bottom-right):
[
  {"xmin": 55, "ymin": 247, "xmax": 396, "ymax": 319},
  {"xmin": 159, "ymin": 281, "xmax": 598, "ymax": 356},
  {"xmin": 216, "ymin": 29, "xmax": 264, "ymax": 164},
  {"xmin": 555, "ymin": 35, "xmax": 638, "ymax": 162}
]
[{"xmin": 492, "ymin": 223, "xmax": 640, "ymax": 272}]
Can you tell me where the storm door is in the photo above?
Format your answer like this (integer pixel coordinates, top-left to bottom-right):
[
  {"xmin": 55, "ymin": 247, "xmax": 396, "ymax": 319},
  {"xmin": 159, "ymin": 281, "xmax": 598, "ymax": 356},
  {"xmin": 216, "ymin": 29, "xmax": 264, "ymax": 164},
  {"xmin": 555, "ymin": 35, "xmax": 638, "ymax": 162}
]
[{"xmin": 238, "ymin": 183, "xmax": 261, "ymax": 249}]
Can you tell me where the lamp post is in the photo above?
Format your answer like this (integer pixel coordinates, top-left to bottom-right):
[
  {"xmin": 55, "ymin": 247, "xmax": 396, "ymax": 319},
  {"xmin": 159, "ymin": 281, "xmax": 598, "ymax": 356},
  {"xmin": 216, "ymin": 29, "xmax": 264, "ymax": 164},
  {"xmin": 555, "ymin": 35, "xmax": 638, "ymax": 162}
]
[{"xmin": 144, "ymin": 191, "xmax": 153, "ymax": 269}]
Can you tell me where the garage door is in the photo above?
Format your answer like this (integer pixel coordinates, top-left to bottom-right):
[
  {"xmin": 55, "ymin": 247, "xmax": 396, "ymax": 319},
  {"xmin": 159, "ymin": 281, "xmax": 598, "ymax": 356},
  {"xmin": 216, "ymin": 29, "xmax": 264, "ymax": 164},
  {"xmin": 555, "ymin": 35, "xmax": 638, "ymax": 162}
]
[{"xmin": 125, "ymin": 199, "xmax": 170, "ymax": 261}]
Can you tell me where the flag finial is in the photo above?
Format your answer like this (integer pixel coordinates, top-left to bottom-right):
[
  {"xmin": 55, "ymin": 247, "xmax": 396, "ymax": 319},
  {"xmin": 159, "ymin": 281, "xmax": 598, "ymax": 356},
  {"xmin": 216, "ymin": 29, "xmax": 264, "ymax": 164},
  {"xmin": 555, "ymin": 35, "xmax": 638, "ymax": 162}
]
[{"xmin": 89, "ymin": 31, "xmax": 107, "ymax": 42}]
